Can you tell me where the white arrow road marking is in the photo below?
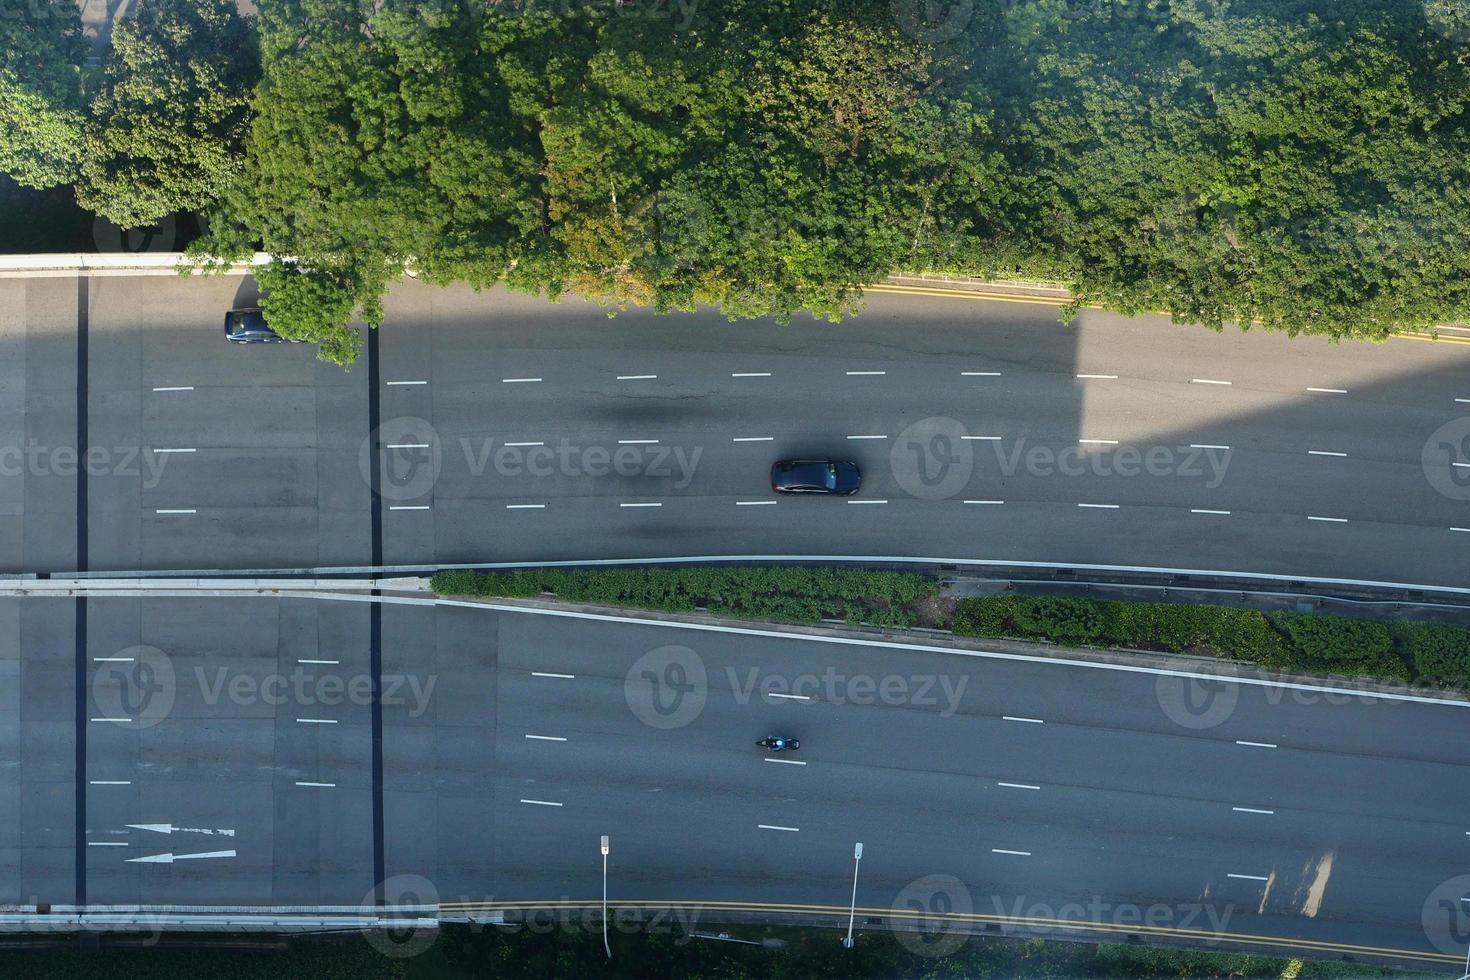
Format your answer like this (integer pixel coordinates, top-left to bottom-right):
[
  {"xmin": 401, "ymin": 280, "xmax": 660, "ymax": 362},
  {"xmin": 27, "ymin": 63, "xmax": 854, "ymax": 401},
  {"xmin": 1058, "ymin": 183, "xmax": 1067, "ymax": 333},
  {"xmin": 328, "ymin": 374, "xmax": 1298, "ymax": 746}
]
[
  {"xmin": 127, "ymin": 849, "xmax": 237, "ymax": 864},
  {"xmin": 127, "ymin": 824, "xmax": 236, "ymax": 837}
]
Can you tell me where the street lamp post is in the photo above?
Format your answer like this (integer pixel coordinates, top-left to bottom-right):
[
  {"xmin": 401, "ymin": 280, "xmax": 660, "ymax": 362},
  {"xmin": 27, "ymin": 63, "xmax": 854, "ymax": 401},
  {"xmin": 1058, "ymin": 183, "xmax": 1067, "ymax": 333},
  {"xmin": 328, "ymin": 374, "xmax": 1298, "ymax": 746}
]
[
  {"xmin": 600, "ymin": 835, "xmax": 611, "ymax": 960},
  {"xmin": 842, "ymin": 842, "xmax": 863, "ymax": 949}
]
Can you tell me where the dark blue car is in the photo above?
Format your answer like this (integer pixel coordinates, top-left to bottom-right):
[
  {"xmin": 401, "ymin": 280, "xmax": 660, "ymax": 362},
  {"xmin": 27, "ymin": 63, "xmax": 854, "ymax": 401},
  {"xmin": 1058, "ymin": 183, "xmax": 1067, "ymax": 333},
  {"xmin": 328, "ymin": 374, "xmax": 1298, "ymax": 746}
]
[
  {"xmin": 224, "ymin": 307, "xmax": 293, "ymax": 343},
  {"xmin": 771, "ymin": 459, "xmax": 861, "ymax": 496}
]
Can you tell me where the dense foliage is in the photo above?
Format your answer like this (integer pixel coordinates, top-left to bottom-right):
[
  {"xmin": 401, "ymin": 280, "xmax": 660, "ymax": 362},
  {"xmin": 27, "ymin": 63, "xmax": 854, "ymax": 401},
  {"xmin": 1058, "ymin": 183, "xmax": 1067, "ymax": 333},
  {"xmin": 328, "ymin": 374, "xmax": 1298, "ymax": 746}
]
[
  {"xmin": 76, "ymin": 0, "xmax": 257, "ymax": 228},
  {"xmin": 6, "ymin": 0, "xmax": 1470, "ymax": 362},
  {"xmin": 432, "ymin": 565, "xmax": 938, "ymax": 625},
  {"xmin": 954, "ymin": 595, "xmax": 1470, "ymax": 686}
]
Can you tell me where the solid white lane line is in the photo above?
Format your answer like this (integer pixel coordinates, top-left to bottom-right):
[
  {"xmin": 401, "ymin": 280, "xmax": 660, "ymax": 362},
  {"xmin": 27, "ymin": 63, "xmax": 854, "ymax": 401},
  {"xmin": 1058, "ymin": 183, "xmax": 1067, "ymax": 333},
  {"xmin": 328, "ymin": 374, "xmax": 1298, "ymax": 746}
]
[
  {"xmin": 620, "ymin": 502, "xmax": 662, "ymax": 508},
  {"xmin": 1190, "ymin": 444, "xmax": 1230, "ymax": 450},
  {"xmin": 998, "ymin": 782, "xmax": 1040, "ymax": 790},
  {"xmin": 520, "ymin": 799, "xmax": 563, "ymax": 807},
  {"xmin": 846, "ymin": 435, "xmax": 887, "ymax": 440},
  {"xmin": 151, "ymin": 386, "xmax": 194, "ymax": 392},
  {"xmin": 1306, "ymin": 387, "xmax": 1347, "ymax": 394},
  {"xmin": 1076, "ymin": 373, "xmax": 1117, "ymax": 379},
  {"xmin": 296, "ymin": 718, "xmax": 337, "ymax": 724},
  {"xmin": 532, "ymin": 672, "xmax": 576, "ymax": 679},
  {"xmin": 507, "ymin": 504, "xmax": 546, "ymax": 510},
  {"xmin": 1307, "ymin": 450, "xmax": 1347, "ymax": 457},
  {"xmin": 1192, "ymin": 509, "xmax": 1231, "ymax": 515},
  {"xmin": 385, "ymin": 443, "xmax": 428, "ymax": 449},
  {"xmin": 965, "ymin": 500, "xmax": 1005, "ymax": 505},
  {"xmin": 619, "ymin": 439, "xmax": 659, "ymax": 445},
  {"xmin": 1191, "ymin": 379, "xmax": 1232, "ymax": 385},
  {"xmin": 991, "ymin": 849, "xmax": 1031, "ymax": 856},
  {"xmin": 758, "ymin": 824, "xmax": 799, "ymax": 832},
  {"xmin": 846, "ymin": 371, "xmax": 886, "ymax": 376},
  {"xmin": 962, "ymin": 436, "xmax": 1002, "ymax": 441},
  {"xmin": 502, "ymin": 377, "xmax": 542, "ymax": 383},
  {"xmin": 1236, "ymin": 740, "xmax": 1277, "ymax": 748},
  {"xmin": 617, "ymin": 375, "xmax": 657, "ymax": 380},
  {"xmin": 764, "ymin": 758, "xmax": 807, "ymax": 766},
  {"xmin": 90, "ymin": 780, "xmax": 131, "ymax": 785},
  {"xmin": 1078, "ymin": 503, "xmax": 1118, "ymax": 509},
  {"xmin": 1079, "ymin": 439, "xmax": 1119, "ymax": 445},
  {"xmin": 298, "ymin": 659, "xmax": 339, "ymax": 665},
  {"xmin": 295, "ymin": 781, "xmax": 336, "ymax": 787},
  {"xmin": 386, "ymin": 380, "xmax": 427, "ymax": 386},
  {"xmin": 1228, "ymin": 874, "xmax": 1269, "ymax": 882},
  {"xmin": 1003, "ymin": 716, "xmax": 1043, "ymax": 724},
  {"xmin": 768, "ymin": 692, "xmax": 811, "ymax": 701},
  {"xmin": 732, "ymin": 437, "xmax": 774, "ymax": 442},
  {"xmin": 91, "ymin": 718, "xmax": 129, "ymax": 723},
  {"xmin": 155, "ymin": 509, "xmax": 195, "ymax": 515},
  {"xmin": 389, "ymin": 505, "xmax": 430, "ymax": 511},
  {"xmin": 847, "ymin": 499, "xmax": 888, "ymax": 504},
  {"xmin": 962, "ymin": 371, "xmax": 1002, "ymax": 376},
  {"xmin": 732, "ymin": 372, "xmax": 771, "ymax": 377},
  {"xmin": 525, "ymin": 734, "xmax": 567, "ymax": 742},
  {"xmin": 88, "ymin": 842, "xmax": 128, "ymax": 847},
  {"xmin": 152, "ymin": 448, "xmax": 196, "ymax": 454},
  {"xmin": 1307, "ymin": 516, "xmax": 1347, "ymax": 523},
  {"xmin": 94, "ymin": 657, "xmax": 134, "ymax": 662},
  {"xmin": 505, "ymin": 441, "xmax": 544, "ymax": 447},
  {"xmin": 736, "ymin": 500, "xmax": 777, "ymax": 506},
  {"xmin": 1232, "ymin": 806, "xmax": 1275, "ymax": 815}
]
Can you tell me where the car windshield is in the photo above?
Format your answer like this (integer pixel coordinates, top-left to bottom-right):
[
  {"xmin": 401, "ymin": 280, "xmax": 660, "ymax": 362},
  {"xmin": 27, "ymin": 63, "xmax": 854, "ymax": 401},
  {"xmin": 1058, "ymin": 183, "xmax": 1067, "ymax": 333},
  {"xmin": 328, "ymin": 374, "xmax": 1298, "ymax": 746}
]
[{"xmin": 823, "ymin": 463, "xmax": 837, "ymax": 488}]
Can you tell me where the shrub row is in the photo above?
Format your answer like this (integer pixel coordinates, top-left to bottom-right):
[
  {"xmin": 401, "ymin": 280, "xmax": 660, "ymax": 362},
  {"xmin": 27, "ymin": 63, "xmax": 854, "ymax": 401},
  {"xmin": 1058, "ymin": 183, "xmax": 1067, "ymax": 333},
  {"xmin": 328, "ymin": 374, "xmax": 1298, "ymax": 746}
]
[
  {"xmin": 953, "ymin": 595, "xmax": 1470, "ymax": 687},
  {"xmin": 431, "ymin": 567, "xmax": 938, "ymax": 627}
]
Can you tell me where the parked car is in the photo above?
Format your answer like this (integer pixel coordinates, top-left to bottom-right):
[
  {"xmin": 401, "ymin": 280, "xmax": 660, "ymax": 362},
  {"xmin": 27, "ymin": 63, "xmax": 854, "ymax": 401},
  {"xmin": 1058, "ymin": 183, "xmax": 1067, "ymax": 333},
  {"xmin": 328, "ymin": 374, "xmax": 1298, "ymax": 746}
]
[
  {"xmin": 771, "ymin": 459, "xmax": 861, "ymax": 495},
  {"xmin": 224, "ymin": 307, "xmax": 293, "ymax": 343}
]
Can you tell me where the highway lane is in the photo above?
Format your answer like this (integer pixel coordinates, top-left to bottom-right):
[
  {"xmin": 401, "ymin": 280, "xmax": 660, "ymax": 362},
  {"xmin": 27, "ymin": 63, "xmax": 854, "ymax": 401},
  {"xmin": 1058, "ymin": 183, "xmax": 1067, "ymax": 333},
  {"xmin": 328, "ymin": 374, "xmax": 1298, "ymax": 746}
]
[
  {"xmin": 2, "ymin": 273, "xmax": 1469, "ymax": 586},
  {"xmin": 10, "ymin": 591, "xmax": 1466, "ymax": 965}
]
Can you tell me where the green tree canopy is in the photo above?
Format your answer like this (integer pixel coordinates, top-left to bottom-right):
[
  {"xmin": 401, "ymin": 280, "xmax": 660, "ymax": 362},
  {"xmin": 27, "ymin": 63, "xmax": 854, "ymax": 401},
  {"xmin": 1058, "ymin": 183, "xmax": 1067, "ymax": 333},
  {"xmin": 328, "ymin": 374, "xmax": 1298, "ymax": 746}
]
[
  {"xmin": 77, "ymin": 0, "xmax": 259, "ymax": 229},
  {"xmin": 0, "ymin": 0, "xmax": 88, "ymax": 189}
]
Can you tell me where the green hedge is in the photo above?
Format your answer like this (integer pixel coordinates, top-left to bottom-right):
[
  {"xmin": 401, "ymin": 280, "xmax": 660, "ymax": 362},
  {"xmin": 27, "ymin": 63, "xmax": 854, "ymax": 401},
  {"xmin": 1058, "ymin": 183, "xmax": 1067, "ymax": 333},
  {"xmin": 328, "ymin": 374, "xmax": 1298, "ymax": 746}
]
[
  {"xmin": 952, "ymin": 595, "xmax": 1469, "ymax": 685},
  {"xmin": 431, "ymin": 567, "xmax": 938, "ymax": 626}
]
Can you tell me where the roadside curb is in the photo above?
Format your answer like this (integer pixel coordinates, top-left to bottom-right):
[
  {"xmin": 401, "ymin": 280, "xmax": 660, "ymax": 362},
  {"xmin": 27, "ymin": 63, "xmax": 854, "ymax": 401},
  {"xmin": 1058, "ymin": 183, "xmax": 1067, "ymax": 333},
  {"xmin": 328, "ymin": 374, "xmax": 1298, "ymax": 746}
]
[
  {"xmin": 0, "ymin": 252, "xmax": 270, "ymax": 277},
  {"xmin": 434, "ymin": 593, "xmax": 1470, "ymax": 705}
]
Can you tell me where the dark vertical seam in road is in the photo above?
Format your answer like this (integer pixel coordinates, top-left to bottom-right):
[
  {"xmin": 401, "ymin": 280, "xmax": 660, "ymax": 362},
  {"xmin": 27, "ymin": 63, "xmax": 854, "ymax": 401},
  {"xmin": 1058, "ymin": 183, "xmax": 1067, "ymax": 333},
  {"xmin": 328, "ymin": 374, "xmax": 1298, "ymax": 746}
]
[
  {"xmin": 74, "ymin": 276, "xmax": 89, "ymax": 906},
  {"xmin": 367, "ymin": 325, "xmax": 385, "ymax": 904}
]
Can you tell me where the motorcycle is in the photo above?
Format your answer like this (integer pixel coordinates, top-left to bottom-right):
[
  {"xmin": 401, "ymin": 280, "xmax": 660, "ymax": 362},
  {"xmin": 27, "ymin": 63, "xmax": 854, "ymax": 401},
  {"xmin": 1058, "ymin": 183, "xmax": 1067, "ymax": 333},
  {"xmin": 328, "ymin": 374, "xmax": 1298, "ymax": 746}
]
[{"xmin": 757, "ymin": 735, "xmax": 800, "ymax": 753}]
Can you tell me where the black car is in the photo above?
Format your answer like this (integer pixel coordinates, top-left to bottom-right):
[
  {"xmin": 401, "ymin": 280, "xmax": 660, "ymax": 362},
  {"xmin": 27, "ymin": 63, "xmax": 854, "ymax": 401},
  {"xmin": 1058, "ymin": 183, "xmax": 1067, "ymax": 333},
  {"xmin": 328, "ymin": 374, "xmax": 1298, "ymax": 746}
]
[
  {"xmin": 224, "ymin": 307, "xmax": 291, "ymax": 343},
  {"xmin": 771, "ymin": 459, "xmax": 861, "ymax": 495}
]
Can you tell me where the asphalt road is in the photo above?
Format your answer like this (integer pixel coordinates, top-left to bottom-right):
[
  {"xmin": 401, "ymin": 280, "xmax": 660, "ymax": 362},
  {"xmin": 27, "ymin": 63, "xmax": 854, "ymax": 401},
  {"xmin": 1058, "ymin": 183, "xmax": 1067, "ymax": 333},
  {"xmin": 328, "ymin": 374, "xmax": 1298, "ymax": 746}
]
[
  {"xmin": 5, "ymin": 592, "xmax": 1465, "ymax": 966},
  {"xmin": 1, "ymin": 274, "xmax": 1468, "ymax": 587}
]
